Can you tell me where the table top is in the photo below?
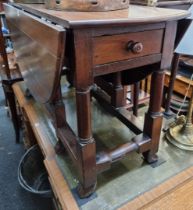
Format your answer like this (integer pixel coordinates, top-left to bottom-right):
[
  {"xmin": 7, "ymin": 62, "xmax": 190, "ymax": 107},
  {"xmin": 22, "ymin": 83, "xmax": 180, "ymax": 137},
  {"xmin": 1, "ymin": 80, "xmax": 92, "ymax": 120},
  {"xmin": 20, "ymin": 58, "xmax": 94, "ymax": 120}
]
[{"xmin": 10, "ymin": 3, "xmax": 190, "ymax": 28}]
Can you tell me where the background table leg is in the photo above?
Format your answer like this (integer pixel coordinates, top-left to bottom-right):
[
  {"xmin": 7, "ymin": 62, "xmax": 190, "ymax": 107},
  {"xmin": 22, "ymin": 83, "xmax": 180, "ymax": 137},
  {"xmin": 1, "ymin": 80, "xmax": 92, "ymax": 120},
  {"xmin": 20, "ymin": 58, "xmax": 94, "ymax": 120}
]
[{"xmin": 164, "ymin": 53, "xmax": 180, "ymax": 118}]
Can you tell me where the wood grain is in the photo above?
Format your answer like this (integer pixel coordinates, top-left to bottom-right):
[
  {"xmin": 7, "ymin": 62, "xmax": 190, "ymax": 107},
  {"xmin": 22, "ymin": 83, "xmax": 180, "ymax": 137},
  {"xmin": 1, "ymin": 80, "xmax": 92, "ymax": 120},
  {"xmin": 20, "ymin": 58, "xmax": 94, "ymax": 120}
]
[
  {"xmin": 142, "ymin": 176, "xmax": 193, "ymax": 210},
  {"xmin": 120, "ymin": 166, "xmax": 193, "ymax": 210},
  {"xmin": 5, "ymin": 4, "xmax": 66, "ymax": 103},
  {"xmin": 165, "ymin": 71, "xmax": 193, "ymax": 98},
  {"xmin": 9, "ymin": 3, "xmax": 189, "ymax": 28},
  {"xmin": 93, "ymin": 29, "xmax": 163, "ymax": 65}
]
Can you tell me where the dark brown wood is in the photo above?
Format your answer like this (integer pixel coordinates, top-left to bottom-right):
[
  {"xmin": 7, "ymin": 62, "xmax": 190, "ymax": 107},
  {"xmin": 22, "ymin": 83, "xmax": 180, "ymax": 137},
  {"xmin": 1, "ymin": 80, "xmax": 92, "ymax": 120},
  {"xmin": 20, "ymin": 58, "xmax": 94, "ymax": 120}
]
[
  {"xmin": 73, "ymin": 29, "xmax": 97, "ymax": 197},
  {"xmin": 143, "ymin": 70, "xmax": 165, "ymax": 163},
  {"xmin": 4, "ymin": 3, "xmax": 189, "ymax": 198},
  {"xmin": 88, "ymin": 22, "xmax": 166, "ymax": 36},
  {"xmin": 94, "ymin": 76, "xmax": 148, "ymax": 118},
  {"xmin": 164, "ymin": 53, "xmax": 180, "ymax": 117},
  {"xmin": 96, "ymin": 134, "xmax": 151, "ymax": 173},
  {"xmin": 93, "ymin": 29, "xmax": 163, "ymax": 65},
  {"xmin": 92, "ymin": 88, "xmax": 143, "ymax": 134},
  {"xmin": 161, "ymin": 21, "xmax": 177, "ymax": 69},
  {"xmin": 93, "ymin": 54, "xmax": 162, "ymax": 76},
  {"xmin": 10, "ymin": 3, "xmax": 189, "ymax": 28},
  {"xmin": 5, "ymin": 4, "xmax": 66, "ymax": 103},
  {"xmin": 57, "ymin": 126, "xmax": 78, "ymax": 160},
  {"xmin": 94, "ymin": 76, "xmax": 114, "ymax": 96},
  {"xmin": 133, "ymin": 82, "xmax": 140, "ymax": 116},
  {"xmin": 51, "ymin": 88, "xmax": 66, "ymax": 128}
]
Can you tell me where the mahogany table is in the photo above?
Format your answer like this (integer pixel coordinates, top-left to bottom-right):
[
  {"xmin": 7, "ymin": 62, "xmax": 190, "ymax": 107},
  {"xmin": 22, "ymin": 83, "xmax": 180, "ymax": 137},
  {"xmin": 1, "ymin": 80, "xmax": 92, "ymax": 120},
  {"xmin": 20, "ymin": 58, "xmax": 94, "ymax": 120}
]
[{"xmin": 4, "ymin": 3, "xmax": 189, "ymax": 197}]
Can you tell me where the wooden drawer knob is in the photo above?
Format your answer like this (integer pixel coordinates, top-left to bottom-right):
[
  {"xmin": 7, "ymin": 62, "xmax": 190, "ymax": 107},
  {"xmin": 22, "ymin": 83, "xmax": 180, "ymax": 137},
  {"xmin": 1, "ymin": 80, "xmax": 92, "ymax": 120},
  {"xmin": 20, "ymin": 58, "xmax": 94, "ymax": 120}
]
[{"xmin": 126, "ymin": 41, "xmax": 143, "ymax": 54}]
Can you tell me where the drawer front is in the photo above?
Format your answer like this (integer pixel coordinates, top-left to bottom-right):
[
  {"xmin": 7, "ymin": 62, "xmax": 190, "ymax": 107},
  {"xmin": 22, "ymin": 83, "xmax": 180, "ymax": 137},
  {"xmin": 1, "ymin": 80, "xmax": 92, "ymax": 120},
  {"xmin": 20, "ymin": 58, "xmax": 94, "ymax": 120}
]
[{"xmin": 93, "ymin": 29, "xmax": 164, "ymax": 65}]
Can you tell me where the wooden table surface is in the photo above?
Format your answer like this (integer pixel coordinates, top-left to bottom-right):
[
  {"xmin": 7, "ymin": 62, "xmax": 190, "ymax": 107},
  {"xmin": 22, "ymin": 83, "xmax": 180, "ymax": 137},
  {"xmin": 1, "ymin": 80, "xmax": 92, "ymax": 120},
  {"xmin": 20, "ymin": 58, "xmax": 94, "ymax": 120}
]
[{"xmin": 13, "ymin": 3, "xmax": 189, "ymax": 28}]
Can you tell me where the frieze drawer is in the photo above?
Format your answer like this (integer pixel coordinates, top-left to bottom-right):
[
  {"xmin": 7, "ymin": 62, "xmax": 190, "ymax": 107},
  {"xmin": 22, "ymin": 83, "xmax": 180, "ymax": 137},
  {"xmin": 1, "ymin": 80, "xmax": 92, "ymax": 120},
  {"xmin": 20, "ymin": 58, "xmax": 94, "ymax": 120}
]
[{"xmin": 93, "ymin": 29, "xmax": 164, "ymax": 65}]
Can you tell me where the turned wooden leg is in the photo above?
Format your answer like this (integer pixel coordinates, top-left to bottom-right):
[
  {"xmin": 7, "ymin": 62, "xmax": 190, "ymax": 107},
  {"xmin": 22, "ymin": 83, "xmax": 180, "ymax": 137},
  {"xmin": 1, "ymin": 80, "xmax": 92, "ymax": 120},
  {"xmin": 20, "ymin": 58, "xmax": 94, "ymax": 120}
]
[
  {"xmin": 111, "ymin": 72, "xmax": 126, "ymax": 108},
  {"xmin": 51, "ymin": 87, "xmax": 67, "ymax": 154},
  {"xmin": 76, "ymin": 87, "xmax": 97, "ymax": 198},
  {"xmin": 133, "ymin": 82, "xmax": 140, "ymax": 117},
  {"xmin": 2, "ymin": 85, "xmax": 8, "ymax": 107},
  {"xmin": 143, "ymin": 70, "xmax": 165, "ymax": 163},
  {"xmin": 3, "ymin": 83, "xmax": 20, "ymax": 143},
  {"xmin": 164, "ymin": 53, "xmax": 180, "ymax": 117},
  {"xmin": 52, "ymin": 88, "xmax": 66, "ymax": 128},
  {"xmin": 73, "ymin": 30, "xmax": 97, "ymax": 197}
]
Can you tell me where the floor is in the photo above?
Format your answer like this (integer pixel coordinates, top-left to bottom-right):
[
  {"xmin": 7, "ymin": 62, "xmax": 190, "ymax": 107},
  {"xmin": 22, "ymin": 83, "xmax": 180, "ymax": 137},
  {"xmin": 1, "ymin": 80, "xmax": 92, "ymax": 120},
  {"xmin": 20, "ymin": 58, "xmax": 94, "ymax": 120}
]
[{"xmin": 0, "ymin": 85, "xmax": 53, "ymax": 210}]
